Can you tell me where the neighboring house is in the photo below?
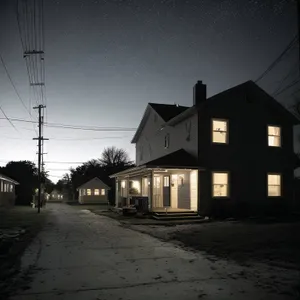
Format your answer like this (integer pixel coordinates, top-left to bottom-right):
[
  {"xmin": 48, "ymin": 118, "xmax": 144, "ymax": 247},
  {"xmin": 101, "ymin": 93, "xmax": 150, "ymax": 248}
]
[
  {"xmin": 110, "ymin": 80, "xmax": 300, "ymax": 217},
  {"xmin": 48, "ymin": 189, "xmax": 64, "ymax": 202},
  {"xmin": 0, "ymin": 173, "xmax": 19, "ymax": 207},
  {"xmin": 77, "ymin": 177, "xmax": 110, "ymax": 204}
]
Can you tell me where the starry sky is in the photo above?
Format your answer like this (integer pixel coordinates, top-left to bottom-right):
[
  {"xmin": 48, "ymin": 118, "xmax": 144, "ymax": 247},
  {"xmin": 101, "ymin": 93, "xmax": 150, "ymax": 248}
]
[{"xmin": 0, "ymin": 0, "xmax": 299, "ymax": 182}]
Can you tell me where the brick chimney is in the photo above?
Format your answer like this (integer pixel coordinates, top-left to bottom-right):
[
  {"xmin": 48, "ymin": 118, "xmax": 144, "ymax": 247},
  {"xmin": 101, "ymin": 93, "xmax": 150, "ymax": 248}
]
[{"xmin": 193, "ymin": 80, "xmax": 206, "ymax": 106}]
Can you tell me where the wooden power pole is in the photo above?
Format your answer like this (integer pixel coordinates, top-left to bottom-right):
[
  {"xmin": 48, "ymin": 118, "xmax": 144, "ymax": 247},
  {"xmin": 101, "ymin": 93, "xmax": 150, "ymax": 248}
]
[
  {"xmin": 297, "ymin": 0, "xmax": 300, "ymax": 75},
  {"xmin": 33, "ymin": 104, "xmax": 48, "ymax": 213}
]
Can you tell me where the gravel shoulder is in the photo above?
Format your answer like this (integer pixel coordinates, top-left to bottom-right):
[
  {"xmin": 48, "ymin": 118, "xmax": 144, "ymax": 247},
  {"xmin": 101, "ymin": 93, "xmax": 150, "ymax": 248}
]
[{"xmin": 0, "ymin": 206, "xmax": 48, "ymax": 298}]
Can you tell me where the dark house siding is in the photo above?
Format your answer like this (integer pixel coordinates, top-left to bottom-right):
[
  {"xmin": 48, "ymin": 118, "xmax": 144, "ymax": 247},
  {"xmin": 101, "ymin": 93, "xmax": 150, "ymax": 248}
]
[{"xmin": 197, "ymin": 82, "xmax": 297, "ymax": 217}]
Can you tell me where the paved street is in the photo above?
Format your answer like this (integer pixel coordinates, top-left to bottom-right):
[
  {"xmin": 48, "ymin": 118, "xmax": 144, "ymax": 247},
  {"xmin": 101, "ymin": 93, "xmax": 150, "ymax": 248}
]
[{"xmin": 11, "ymin": 204, "xmax": 291, "ymax": 300}]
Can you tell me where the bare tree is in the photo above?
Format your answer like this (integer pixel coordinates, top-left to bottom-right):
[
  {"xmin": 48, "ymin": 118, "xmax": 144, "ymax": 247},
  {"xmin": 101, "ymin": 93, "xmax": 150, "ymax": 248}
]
[{"xmin": 100, "ymin": 146, "xmax": 132, "ymax": 167}]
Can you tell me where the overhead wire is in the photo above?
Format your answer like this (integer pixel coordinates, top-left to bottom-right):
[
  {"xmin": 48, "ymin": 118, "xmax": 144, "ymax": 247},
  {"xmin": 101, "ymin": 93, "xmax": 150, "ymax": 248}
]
[
  {"xmin": 254, "ymin": 35, "xmax": 298, "ymax": 83},
  {"xmin": 273, "ymin": 78, "xmax": 300, "ymax": 97},
  {"xmin": 0, "ymin": 116, "xmax": 137, "ymax": 131},
  {"xmin": 0, "ymin": 106, "xmax": 19, "ymax": 132}
]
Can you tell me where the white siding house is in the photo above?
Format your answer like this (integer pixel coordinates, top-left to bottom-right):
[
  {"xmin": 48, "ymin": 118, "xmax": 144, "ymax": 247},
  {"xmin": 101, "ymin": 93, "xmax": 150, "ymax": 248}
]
[
  {"xmin": 77, "ymin": 177, "xmax": 110, "ymax": 204},
  {"xmin": 111, "ymin": 97, "xmax": 202, "ymax": 213},
  {"xmin": 48, "ymin": 189, "xmax": 64, "ymax": 202},
  {"xmin": 0, "ymin": 173, "xmax": 19, "ymax": 207}
]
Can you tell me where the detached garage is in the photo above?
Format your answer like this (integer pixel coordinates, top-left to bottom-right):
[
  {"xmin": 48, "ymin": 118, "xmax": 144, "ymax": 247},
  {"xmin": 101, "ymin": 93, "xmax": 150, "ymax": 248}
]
[{"xmin": 77, "ymin": 177, "xmax": 110, "ymax": 204}]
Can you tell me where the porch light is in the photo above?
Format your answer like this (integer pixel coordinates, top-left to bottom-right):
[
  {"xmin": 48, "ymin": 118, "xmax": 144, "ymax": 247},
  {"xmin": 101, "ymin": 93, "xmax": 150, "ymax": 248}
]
[{"xmin": 131, "ymin": 180, "xmax": 141, "ymax": 193}]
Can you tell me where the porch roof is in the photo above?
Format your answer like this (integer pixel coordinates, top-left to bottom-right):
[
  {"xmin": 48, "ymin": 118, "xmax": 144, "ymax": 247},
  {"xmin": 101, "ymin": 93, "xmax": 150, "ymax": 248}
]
[
  {"xmin": 0, "ymin": 173, "xmax": 19, "ymax": 185},
  {"xmin": 109, "ymin": 166, "xmax": 148, "ymax": 178},
  {"xmin": 110, "ymin": 149, "xmax": 201, "ymax": 178},
  {"xmin": 144, "ymin": 149, "xmax": 199, "ymax": 169}
]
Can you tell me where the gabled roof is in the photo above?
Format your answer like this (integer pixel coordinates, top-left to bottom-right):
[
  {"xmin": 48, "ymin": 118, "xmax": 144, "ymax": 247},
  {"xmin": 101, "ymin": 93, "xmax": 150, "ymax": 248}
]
[
  {"xmin": 148, "ymin": 103, "xmax": 189, "ymax": 122},
  {"xmin": 0, "ymin": 173, "xmax": 19, "ymax": 185},
  {"xmin": 145, "ymin": 149, "xmax": 199, "ymax": 168},
  {"xmin": 77, "ymin": 177, "xmax": 110, "ymax": 190},
  {"xmin": 166, "ymin": 80, "xmax": 299, "ymax": 126},
  {"xmin": 207, "ymin": 80, "xmax": 299, "ymax": 124},
  {"xmin": 131, "ymin": 103, "xmax": 190, "ymax": 144}
]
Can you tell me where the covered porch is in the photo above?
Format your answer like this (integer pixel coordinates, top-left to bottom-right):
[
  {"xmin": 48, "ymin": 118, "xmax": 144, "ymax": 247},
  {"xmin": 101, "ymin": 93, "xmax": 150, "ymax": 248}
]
[{"xmin": 110, "ymin": 149, "xmax": 201, "ymax": 213}]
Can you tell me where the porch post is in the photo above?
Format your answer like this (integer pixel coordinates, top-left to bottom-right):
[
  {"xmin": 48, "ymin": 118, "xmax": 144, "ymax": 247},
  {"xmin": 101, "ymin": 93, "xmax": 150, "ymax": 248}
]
[
  {"xmin": 115, "ymin": 179, "xmax": 119, "ymax": 208},
  {"xmin": 126, "ymin": 177, "xmax": 130, "ymax": 206},
  {"xmin": 148, "ymin": 170, "xmax": 153, "ymax": 211}
]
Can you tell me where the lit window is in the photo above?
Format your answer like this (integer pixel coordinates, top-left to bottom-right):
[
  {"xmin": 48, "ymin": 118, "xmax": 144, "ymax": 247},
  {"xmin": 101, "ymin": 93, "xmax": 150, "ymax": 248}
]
[
  {"xmin": 212, "ymin": 119, "xmax": 228, "ymax": 144},
  {"xmin": 212, "ymin": 172, "xmax": 229, "ymax": 197},
  {"xmin": 101, "ymin": 189, "xmax": 105, "ymax": 195},
  {"xmin": 87, "ymin": 189, "xmax": 91, "ymax": 196},
  {"xmin": 268, "ymin": 174, "xmax": 281, "ymax": 196},
  {"xmin": 163, "ymin": 176, "xmax": 170, "ymax": 187},
  {"xmin": 10, "ymin": 184, "xmax": 13, "ymax": 192},
  {"xmin": 94, "ymin": 189, "xmax": 100, "ymax": 195},
  {"xmin": 121, "ymin": 180, "xmax": 126, "ymax": 188},
  {"xmin": 164, "ymin": 133, "xmax": 170, "ymax": 148},
  {"xmin": 268, "ymin": 126, "xmax": 281, "ymax": 147},
  {"xmin": 0, "ymin": 181, "xmax": 3, "ymax": 192}
]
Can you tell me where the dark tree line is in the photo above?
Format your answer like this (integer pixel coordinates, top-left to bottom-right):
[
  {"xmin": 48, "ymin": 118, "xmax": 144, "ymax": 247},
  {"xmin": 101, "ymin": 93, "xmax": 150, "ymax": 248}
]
[
  {"xmin": 0, "ymin": 147, "xmax": 133, "ymax": 205},
  {"xmin": 0, "ymin": 160, "xmax": 53, "ymax": 205},
  {"xmin": 55, "ymin": 146, "xmax": 134, "ymax": 204}
]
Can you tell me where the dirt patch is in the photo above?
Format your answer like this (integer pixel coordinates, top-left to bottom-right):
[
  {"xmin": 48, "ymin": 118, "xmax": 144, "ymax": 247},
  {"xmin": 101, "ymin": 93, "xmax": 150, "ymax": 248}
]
[
  {"xmin": 129, "ymin": 221, "xmax": 300, "ymax": 297},
  {"xmin": 0, "ymin": 206, "xmax": 48, "ymax": 298}
]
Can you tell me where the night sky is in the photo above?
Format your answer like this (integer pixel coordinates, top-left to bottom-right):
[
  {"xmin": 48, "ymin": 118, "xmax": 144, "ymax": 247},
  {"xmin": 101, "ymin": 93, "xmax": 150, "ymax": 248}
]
[{"xmin": 0, "ymin": 0, "xmax": 299, "ymax": 182}]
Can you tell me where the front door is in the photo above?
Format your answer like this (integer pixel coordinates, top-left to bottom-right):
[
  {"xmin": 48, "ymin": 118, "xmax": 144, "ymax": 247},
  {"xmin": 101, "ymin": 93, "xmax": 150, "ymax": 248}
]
[{"xmin": 163, "ymin": 175, "xmax": 171, "ymax": 206}]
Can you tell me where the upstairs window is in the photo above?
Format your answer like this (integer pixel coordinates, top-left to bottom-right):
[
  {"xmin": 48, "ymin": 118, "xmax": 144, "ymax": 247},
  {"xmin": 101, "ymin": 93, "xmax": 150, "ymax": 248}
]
[
  {"xmin": 212, "ymin": 119, "xmax": 228, "ymax": 144},
  {"xmin": 87, "ymin": 189, "xmax": 91, "ymax": 196},
  {"xmin": 94, "ymin": 189, "xmax": 99, "ymax": 195},
  {"xmin": 268, "ymin": 174, "xmax": 281, "ymax": 197},
  {"xmin": 101, "ymin": 189, "xmax": 105, "ymax": 195},
  {"xmin": 164, "ymin": 133, "xmax": 170, "ymax": 148},
  {"xmin": 268, "ymin": 126, "xmax": 281, "ymax": 147}
]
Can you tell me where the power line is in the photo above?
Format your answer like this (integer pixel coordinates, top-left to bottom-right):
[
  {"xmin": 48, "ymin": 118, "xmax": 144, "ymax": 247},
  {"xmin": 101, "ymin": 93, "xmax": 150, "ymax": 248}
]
[
  {"xmin": 0, "ymin": 106, "xmax": 18, "ymax": 132},
  {"xmin": 0, "ymin": 135, "xmax": 131, "ymax": 141},
  {"xmin": 254, "ymin": 35, "xmax": 298, "ymax": 83},
  {"xmin": 273, "ymin": 78, "xmax": 300, "ymax": 97},
  {"xmin": 0, "ymin": 53, "xmax": 31, "ymax": 115},
  {"xmin": 0, "ymin": 117, "xmax": 137, "ymax": 131},
  {"xmin": 0, "ymin": 52, "xmax": 38, "ymax": 135}
]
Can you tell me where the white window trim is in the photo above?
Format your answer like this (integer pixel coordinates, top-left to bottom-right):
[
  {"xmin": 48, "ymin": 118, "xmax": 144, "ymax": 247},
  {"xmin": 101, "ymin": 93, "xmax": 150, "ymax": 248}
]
[
  {"xmin": 267, "ymin": 125, "xmax": 281, "ymax": 147},
  {"xmin": 212, "ymin": 118, "xmax": 229, "ymax": 144},
  {"xmin": 212, "ymin": 171, "xmax": 230, "ymax": 198},
  {"xmin": 267, "ymin": 173, "xmax": 281, "ymax": 197}
]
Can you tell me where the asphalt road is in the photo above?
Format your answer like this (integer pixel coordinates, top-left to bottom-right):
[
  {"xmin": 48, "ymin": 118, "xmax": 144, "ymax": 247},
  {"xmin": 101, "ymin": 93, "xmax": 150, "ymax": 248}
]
[{"xmin": 10, "ymin": 203, "xmax": 289, "ymax": 300}]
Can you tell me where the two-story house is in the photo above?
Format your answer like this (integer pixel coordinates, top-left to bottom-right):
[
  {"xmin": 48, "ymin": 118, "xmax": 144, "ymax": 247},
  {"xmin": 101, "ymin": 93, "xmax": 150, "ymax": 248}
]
[{"xmin": 110, "ymin": 80, "xmax": 299, "ymax": 217}]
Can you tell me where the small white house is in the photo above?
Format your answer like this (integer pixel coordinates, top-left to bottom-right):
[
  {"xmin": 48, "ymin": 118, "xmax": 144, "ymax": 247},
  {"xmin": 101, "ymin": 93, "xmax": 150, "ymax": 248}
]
[
  {"xmin": 0, "ymin": 173, "xmax": 19, "ymax": 207},
  {"xmin": 77, "ymin": 177, "xmax": 110, "ymax": 204},
  {"xmin": 48, "ymin": 189, "xmax": 64, "ymax": 202}
]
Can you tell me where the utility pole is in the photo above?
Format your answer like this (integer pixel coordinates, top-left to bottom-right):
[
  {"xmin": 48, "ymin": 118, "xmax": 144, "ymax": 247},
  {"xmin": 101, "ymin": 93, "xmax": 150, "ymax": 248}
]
[
  {"xmin": 33, "ymin": 105, "xmax": 48, "ymax": 213},
  {"xmin": 297, "ymin": 0, "xmax": 300, "ymax": 75}
]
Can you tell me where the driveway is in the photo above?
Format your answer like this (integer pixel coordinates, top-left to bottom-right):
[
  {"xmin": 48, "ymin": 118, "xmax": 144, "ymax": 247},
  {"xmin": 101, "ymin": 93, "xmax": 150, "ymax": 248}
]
[{"xmin": 10, "ymin": 204, "xmax": 294, "ymax": 300}]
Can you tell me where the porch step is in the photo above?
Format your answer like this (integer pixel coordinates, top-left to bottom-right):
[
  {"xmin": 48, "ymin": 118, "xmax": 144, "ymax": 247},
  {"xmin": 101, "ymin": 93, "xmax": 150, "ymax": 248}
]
[{"xmin": 152, "ymin": 211, "xmax": 202, "ymax": 220}]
